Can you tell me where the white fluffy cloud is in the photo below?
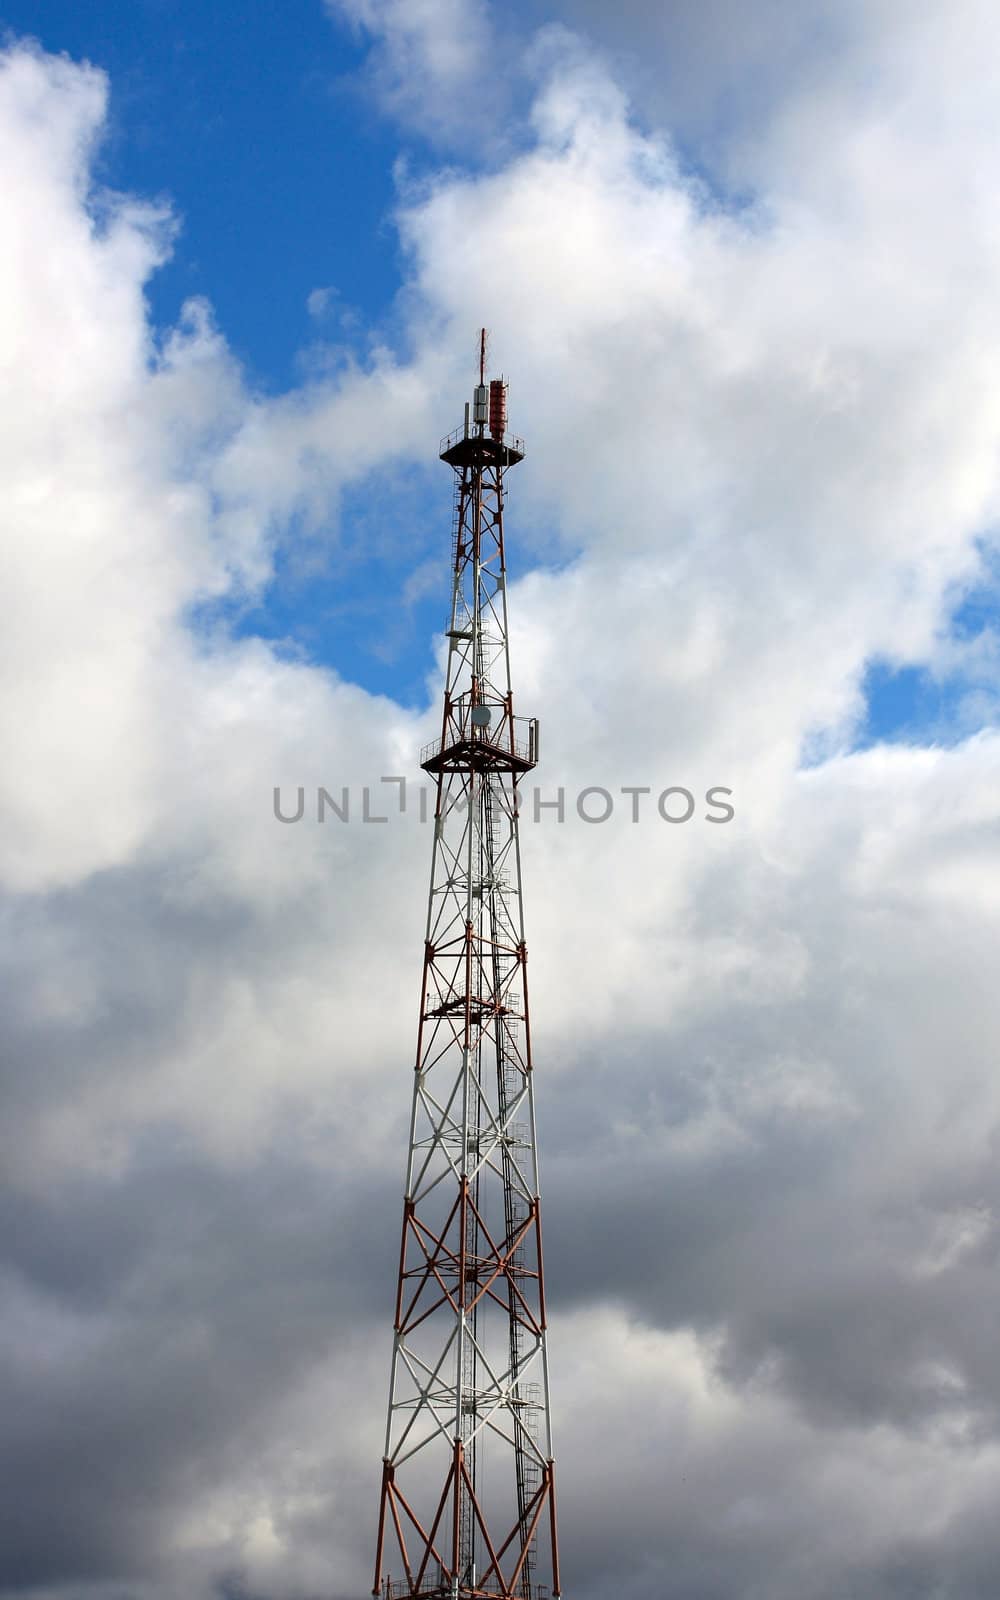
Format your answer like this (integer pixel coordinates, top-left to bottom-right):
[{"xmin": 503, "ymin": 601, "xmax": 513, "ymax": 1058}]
[
  {"xmin": 326, "ymin": 0, "xmax": 496, "ymax": 141},
  {"xmin": 3, "ymin": 7, "xmax": 1000, "ymax": 1599}
]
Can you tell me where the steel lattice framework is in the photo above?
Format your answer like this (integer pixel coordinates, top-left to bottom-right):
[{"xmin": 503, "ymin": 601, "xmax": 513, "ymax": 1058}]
[{"xmin": 371, "ymin": 339, "xmax": 560, "ymax": 1600}]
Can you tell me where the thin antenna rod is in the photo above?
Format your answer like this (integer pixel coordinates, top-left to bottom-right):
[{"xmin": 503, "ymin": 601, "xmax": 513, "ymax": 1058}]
[{"xmin": 479, "ymin": 326, "xmax": 486, "ymax": 384}]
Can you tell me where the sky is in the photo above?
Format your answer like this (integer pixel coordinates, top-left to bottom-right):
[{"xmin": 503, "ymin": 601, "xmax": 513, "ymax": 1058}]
[{"xmin": 2, "ymin": 2, "xmax": 1000, "ymax": 1599}]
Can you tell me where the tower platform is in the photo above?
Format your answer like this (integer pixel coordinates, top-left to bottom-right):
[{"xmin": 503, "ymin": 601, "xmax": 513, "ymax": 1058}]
[
  {"xmin": 420, "ymin": 732, "xmax": 536, "ymax": 775},
  {"xmin": 439, "ymin": 429, "xmax": 525, "ymax": 468}
]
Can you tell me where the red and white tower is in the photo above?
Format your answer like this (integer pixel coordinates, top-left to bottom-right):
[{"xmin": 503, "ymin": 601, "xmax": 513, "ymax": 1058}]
[{"xmin": 370, "ymin": 334, "xmax": 561, "ymax": 1600}]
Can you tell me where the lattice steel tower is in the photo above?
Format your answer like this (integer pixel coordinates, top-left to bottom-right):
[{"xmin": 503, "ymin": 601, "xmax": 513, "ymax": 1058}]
[{"xmin": 370, "ymin": 334, "xmax": 561, "ymax": 1600}]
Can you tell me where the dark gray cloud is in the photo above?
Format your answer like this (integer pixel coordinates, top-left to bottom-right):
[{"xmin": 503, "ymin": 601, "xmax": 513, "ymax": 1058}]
[{"xmin": 0, "ymin": 1131, "xmax": 396, "ymax": 1594}]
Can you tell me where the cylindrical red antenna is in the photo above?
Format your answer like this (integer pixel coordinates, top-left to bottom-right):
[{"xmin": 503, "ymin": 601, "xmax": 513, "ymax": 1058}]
[{"xmin": 489, "ymin": 378, "xmax": 507, "ymax": 440}]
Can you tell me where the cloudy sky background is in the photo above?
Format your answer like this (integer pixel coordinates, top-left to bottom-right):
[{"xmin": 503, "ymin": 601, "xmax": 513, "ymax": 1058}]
[{"xmin": 3, "ymin": 1, "xmax": 1000, "ymax": 1596}]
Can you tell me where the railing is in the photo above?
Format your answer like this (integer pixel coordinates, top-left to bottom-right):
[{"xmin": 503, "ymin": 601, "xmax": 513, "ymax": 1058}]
[
  {"xmin": 421, "ymin": 715, "xmax": 537, "ymax": 771},
  {"xmin": 420, "ymin": 728, "xmax": 535, "ymax": 769},
  {"xmin": 420, "ymin": 735, "xmax": 533, "ymax": 768},
  {"xmin": 383, "ymin": 1584, "xmax": 548, "ymax": 1600},
  {"xmin": 439, "ymin": 424, "xmax": 526, "ymax": 458}
]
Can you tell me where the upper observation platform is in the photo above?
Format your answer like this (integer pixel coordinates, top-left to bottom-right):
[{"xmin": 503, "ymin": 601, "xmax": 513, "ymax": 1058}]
[{"xmin": 439, "ymin": 427, "xmax": 525, "ymax": 469}]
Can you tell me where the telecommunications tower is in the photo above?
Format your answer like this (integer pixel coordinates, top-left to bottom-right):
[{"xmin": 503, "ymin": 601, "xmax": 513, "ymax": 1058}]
[{"xmin": 370, "ymin": 333, "xmax": 561, "ymax": 1600}]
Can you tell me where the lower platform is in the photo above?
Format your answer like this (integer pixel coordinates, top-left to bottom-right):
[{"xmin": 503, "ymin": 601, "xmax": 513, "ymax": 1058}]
[{"xmin": 420, "ymin": 735, "xmax": 536, "ymax": 775}]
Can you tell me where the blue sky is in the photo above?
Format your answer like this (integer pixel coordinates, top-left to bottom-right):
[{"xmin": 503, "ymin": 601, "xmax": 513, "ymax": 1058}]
[
  {"xmin": 3, "ymin": 0, "xmax": 469, "ymax": 704},
  {"xmin": 2, "ymin": 0, "xmax": 400, "ymax": 387},
  {"xmin": 6, "ymin": 0, "xmax": 997, "ymax": 741}
]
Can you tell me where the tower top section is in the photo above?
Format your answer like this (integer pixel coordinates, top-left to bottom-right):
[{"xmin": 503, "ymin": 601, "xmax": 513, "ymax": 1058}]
[{"xmin": 440, "ymin": 329, "xmax": 525, "ymax": 468}]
